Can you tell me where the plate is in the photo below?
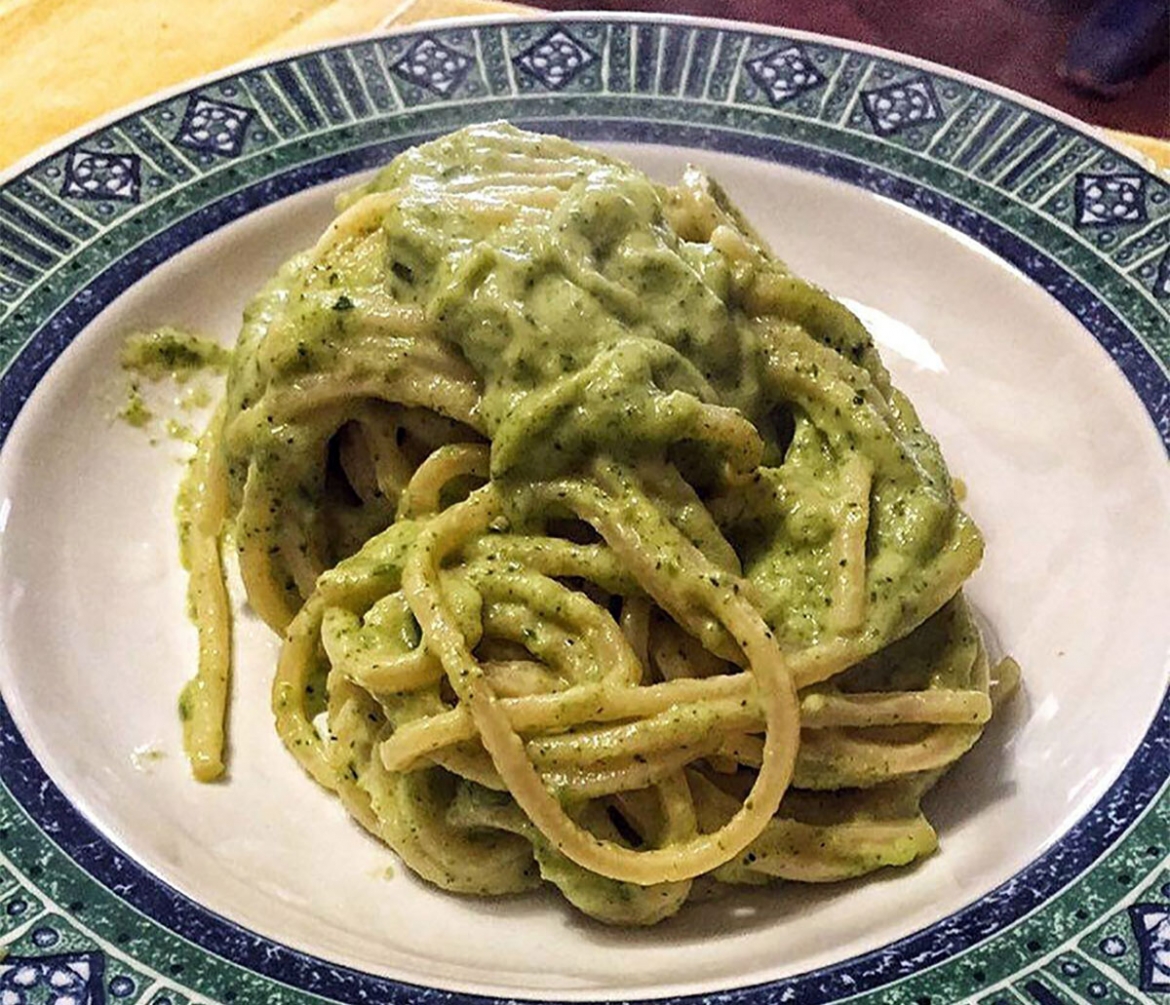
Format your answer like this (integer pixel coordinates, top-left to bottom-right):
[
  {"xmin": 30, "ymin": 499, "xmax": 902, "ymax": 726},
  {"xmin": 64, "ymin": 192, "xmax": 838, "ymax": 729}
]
[{"xmin": 0, "ymin": 13, "xmax": 1168, "ymax": 1005}]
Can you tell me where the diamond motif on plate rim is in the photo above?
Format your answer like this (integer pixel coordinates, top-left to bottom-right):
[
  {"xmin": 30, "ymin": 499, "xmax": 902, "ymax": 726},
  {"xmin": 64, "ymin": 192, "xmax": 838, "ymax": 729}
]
[
  {"xmin": 175, "ymin": 94, "xmax": 254, "ymax": 157},
  {"xmin": 745, "ymin": 45, "xmax": 824, "ymax": 105},
  {"xmin": 514, "ymin": 28, "xmax": 596, "ymax": 90},
  {"xmin": 1129, "ymin": 902, "xmax": 1170, "ymax": 990},
  {"xmin": 861, "ymin": 74, "xmax": 943, "ymax": 135},
  {"xmin": 60, "ymin": 150, "xmax": 141, "ymax": 202},
  {"xmin": 0, "ymin": 952, "xmax": 104, "ymax": 1005},
  {"xmin": 1075, "ymin": 173, "xmax": 1147, "ymax": 226},
  {"xmin": 391, "ymin": 36, "xmax": 472, "ymax": 96}
]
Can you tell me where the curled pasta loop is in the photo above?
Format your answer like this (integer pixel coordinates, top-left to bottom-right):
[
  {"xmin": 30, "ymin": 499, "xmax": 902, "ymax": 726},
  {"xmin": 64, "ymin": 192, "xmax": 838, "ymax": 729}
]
[{"xmin": 401, "ymin": 476, "xmax": 800, "ymax": 885}]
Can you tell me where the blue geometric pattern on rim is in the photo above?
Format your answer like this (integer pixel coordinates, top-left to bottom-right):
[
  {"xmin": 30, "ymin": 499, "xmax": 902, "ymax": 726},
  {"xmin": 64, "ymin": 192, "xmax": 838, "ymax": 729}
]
[
  {"xmin": 59, "ymin": 149, "xmax": 140, "ymax": 203},
  {"xmin": 514, "ymin": 27, "xmax": 598, "ymax": 90},
  {"xmin": 1129, "ymin": 901, "xmax": 1170, "ymax": 990},
  {"xmin": 390, "ymin": 35, "xmax": 472, "ymax": 96},
  {"xmin": 745, "ymin": 44, "xmax": 824, "ymax": 105},
  {"xmin": 0, "ymin": 951, "xmax": 105, "ymax": 1005},
  {"xmin": 1075, "ymin": 172, "xmax": 1148, "ymax": 227},
  {"xmin": 0, "ymin": 16, "xmax": 1166, "ymax": 1005},
  {"xmin": 861, "ymin": 74, "xmax": 944, "ymax": 135},
  {"xmin": 174, "ymin": 94, "xmax": 254, "ymax": 157}
]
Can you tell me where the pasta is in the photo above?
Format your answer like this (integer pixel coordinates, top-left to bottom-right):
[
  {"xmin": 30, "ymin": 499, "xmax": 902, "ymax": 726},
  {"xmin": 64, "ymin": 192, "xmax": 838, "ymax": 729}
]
[{"xmin": 177, "ymin": 123, "xmax": 1018, "ymax": 925}]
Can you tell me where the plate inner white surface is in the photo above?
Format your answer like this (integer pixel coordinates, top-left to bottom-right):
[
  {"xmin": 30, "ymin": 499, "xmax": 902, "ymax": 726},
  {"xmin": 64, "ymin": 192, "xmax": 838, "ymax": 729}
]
[{"xmin": 1, "ymin": 144, "xmax": 1168, "ymax": 1000}]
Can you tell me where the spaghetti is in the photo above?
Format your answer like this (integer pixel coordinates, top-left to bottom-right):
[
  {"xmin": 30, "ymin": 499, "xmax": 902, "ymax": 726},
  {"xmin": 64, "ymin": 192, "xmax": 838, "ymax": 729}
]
[{"xmin": 178, "ymin": 123, "xmax": 1017, "ymax": 924}]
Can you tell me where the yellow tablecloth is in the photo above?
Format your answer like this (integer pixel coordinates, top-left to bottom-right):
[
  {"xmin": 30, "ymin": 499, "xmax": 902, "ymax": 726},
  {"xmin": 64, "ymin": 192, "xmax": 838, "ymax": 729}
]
[{"xmin": 1, "ymin": 0, "xmax": 1166, "ymax": 172}]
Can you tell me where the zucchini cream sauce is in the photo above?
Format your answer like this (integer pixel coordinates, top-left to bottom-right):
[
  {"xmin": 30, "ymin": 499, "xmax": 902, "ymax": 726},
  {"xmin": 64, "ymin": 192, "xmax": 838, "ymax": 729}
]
[{"xmin": 221, "ymin": 122, "xmax": 981, "ymax": 665}]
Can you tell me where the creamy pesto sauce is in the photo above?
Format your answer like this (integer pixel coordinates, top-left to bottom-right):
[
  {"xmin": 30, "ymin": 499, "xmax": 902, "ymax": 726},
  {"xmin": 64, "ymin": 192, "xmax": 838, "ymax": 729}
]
[
  {"xmin": 118, "ymin": 327, "xmax": 230, "ymax": 440},
  {"xmin": 121, "ymin": 326, "xmax": 230, "ymax": 382},
  {"xmin": 223, "ymin": 123, "xmax": 977, "ymax": 653},
  {"xmin": 119, "ymin": 385, "xmax": 153, "ymax": 428}
]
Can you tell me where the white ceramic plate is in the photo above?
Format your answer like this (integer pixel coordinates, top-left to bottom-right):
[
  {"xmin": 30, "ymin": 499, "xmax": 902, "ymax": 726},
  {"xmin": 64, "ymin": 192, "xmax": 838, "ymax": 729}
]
[{"xmin": 0, "ymin": 15, "xmax": 1167, "ymax": 1005}]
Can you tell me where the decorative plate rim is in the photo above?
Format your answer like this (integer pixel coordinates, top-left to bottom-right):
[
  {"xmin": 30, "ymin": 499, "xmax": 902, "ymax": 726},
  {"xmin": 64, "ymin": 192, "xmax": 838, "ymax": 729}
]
[
  {"xmin": 0, "ymin": 13, "xmax": 1167, "ymax": 1005},
  {"xmin": 0, "ymin": 11, "xmax": 1160, "ymax": 189}
]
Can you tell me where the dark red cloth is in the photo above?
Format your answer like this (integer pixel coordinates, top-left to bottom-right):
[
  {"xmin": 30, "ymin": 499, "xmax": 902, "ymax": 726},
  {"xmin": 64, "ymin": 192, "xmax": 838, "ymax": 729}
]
[{"xmin": 531, "ymin": 0, "xmax": 1169, "ymax": 138}]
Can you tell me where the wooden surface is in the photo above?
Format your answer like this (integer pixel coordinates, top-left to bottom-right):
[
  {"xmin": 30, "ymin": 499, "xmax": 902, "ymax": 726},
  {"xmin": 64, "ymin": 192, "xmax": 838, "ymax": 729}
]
[
  {"xmin": 0, "ymin": 0, "xmax": 522, "ymax": 168},
  {"xmin": 1, "ymin": 0, "xmax": 1166, "ymax": 172}
]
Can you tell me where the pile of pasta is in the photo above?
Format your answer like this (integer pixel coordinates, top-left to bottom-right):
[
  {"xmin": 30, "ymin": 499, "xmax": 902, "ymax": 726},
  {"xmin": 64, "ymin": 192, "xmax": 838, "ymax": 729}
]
[{"xmin": 179, "ymin": 123, "xmax": 1016, "ymax": 925}]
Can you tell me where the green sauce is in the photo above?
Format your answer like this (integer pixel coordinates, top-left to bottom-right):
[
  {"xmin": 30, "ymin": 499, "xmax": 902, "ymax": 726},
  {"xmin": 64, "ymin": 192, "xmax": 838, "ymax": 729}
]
[
  {"xmin": 165, "ymin": 418, "xmax": 197, "ymax": 443},
  {"xmin": 121, "ymin": 326, "xmax": 230, "ymax": 383},
  {"xmin": 224, "ymin": 123, "xmax": 979, "ymax": 654},
  {"xmin": 117, "ymin": 327, "xmax": 230, "ymax": 437},
  {"xmin": 204, "ymin": 125, "xmax": 995, "ymax": 922},
  {"xmin": 119, "ymin": 384, "xmax": 153, "ymax": 427}
]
